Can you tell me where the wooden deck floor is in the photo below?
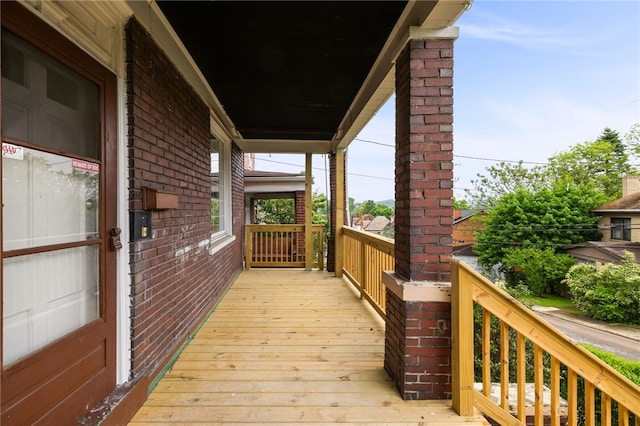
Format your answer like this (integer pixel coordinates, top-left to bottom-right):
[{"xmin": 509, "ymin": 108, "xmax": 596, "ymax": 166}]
[{"xmin": 129, "ymin": 269, "xmax": 488, "ymax": 425}]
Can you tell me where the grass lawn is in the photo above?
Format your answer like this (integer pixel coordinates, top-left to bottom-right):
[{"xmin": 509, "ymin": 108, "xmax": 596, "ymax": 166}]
[{"xmin": 525, "ymin": 294, "xmax": 576, "ymax": 308}]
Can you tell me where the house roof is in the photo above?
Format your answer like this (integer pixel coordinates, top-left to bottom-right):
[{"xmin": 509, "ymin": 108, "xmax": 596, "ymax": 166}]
[
  {"xmin": 136, "ymin": 1, "xmax": 467, "ymax": 154},
  {"xmin": 244, "ymin": 170, "xmax": 305, "ymax": 195},
  {"xmin": 453, "ymin": 209, "xmax": 474, "ymax": 224},
  {"xmin": 365, "ymin": 216, "xmax": 391, "ymax": 232},
  {"xmin": 244, "ymin": 170, "xmax": 303, "ymax": 179},
  {"xmin": 564, "ymin": 241, "xmax": 640, "ymax": 264},
  {"xmin": 593, "ymin": 192, "xmax": 640, "ymax": 212}
]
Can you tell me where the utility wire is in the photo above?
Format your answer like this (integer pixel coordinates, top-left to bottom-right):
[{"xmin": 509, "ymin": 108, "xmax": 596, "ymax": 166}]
[
  {"xmin": 254, "ymin": 156, "xmax": 393, "ymax": 182},
  {"xmin": 354, "ymin": 137, "xmax": 548, "ymax": 165}
]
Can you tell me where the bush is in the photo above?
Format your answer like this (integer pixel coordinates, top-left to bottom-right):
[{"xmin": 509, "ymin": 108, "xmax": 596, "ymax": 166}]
[
  {"xmin": 565, "ymin": 252, "xmax": 640, "ymax": 325},
  {"xmin": 585, "ymin": 345, "xmax": 640, "ymax": 386},
  {"xmin": 503, "ymin": 247, "xmax": 576, "ymax": 296}
]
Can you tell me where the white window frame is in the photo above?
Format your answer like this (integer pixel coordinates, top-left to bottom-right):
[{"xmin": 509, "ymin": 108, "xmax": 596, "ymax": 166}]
[{"xmin": 209, "ymin": 131, "xmax": 234, "ymax": 255}]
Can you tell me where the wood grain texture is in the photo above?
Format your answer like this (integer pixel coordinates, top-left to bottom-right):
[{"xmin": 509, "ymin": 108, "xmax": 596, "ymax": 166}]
[{"xmin": 130, "ymin": 269, "xmax": 488, "ymax": 425}]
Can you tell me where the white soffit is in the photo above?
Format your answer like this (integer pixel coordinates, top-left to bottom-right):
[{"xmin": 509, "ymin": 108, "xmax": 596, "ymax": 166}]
[{"xmin": 332, "ymin": 0, "xmax": 468, "ymax": 152}]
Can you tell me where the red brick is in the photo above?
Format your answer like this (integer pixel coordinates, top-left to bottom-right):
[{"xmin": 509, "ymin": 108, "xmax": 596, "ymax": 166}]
[{"xmin": 126, "ymin": 19, "xmax": 243, "ymax": 378}]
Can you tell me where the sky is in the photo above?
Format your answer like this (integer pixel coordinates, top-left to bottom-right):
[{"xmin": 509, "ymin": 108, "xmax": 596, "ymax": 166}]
[{"xmin": 252, "ymin": 0, "xmax": 640, "ymax": 204}]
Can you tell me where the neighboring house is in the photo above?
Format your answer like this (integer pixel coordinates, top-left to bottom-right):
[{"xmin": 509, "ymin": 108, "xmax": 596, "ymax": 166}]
[
  {"xmin": 452, "ymin": 209, "xmax": 484, "ymax": 250},
  {"xmin": 563, "ymin": 241, "xmax": 640, "ymax": 264},
  {"xmin": 451, "ymin": 209, "xmax": 484, "ymax": 271},
  {"xmin": 243, "ymin": 170, "xmax": 306, "ymax": 225},
  {"xmin": 593, "ymin": 187, "xmax": 640, "ymax": 244},
  {"xmin": 565, "ymin": 176, "xmax": 640, "ymax": 264},
  {"xmin": 352, "ymin": 214, "xmax": 391, "ymax": 235},
  {"xmin": 1, "ymin": 1, "xmax": 465, "ymax": 423}
]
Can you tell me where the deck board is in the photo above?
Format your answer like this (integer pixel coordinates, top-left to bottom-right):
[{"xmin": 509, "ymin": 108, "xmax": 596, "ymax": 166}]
[{"xmin": 129, "ymin": 269, "xmax": 488, "ymax": 425}]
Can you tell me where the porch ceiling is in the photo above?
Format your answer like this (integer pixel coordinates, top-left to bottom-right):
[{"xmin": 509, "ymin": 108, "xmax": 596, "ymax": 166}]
[{"xmin": 155, "ymin": 1, "xmax": 467, "ymax": 154}]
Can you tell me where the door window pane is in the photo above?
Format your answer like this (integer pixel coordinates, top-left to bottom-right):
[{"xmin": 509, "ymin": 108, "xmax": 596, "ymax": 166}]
[
  {"xmin": 1, "ymin": 29, "xmax": 99, "ymax": 159},
  {"xmin": 2, "ymin": 145, "xmax": 99, "ymax": 251},
  {"xmin": 3, "ymin": 246, "xmax": 99, "ymax": 365}
]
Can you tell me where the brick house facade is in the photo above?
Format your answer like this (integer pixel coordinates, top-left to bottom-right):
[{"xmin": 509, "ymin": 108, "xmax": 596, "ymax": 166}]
[
  {"xmin": 125, "ymin": 18, "xmax": 245, "ymax": 379},
  {"xmin": 0, "ymin": 1, "xmax": 466, "ymax": 423}
]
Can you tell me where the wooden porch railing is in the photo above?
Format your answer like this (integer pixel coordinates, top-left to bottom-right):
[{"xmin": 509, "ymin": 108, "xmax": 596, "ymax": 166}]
[
  {"xmin": 451, "ymin": 259, "xmax": 640, "ymax": 425},
  {"xmin": 342, "ymin": 227, "xmax": 393, "ymax": 318},
  {"xmin": 245, "ymin": 224, "xmax": 324, "ymax": 270}
]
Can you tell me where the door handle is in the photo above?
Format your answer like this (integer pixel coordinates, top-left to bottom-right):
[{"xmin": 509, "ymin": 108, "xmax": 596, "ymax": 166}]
[{"xmin": 110, "ymin": 227, "xmax": 122, "ymax": 250}]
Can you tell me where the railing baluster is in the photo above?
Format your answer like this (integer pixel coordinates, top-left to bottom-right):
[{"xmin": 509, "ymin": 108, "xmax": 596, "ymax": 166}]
[
  {"xmin": 517, "ymin": 332, "xmax": 526, "ymax": 423},
  {"xmin": 534, "ymin": 345, "xmax": 544, "ymax": 426},
  {"xmin": 482, "ymin": 308, "xmax": 491, "ymax": 398},
  {"xmin": 500, "ymin": 321, "xmax": 509, "ymax": 410},
  {"xmin": 618, "ymin": 405, "xmax": 629, "ymax": 426},
  {"xmin": 244, "ymin": 225, "xmax": 318, "ymax": 268},
  {"xmin": 601, "ymin": 393, "xmax": 612, "ymax": 426},
  {"xmin": 585, "ymin": 381, "xmax": 595, "ymax": 426},
  {"xmin": 341, "ymin": 227, "xmax": 393, "ymax": 317},
  {"xmin": 568, "ymin": 369, "xmax": 578, "ymax": 426},
  {"xmin": 551, "ymin": 356, "xmax": 560, "ymax": 426}
]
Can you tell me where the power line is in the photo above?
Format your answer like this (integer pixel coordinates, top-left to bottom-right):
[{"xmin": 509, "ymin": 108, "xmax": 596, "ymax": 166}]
[{"xmin": 253, "ymin": 156, "xmax": 394, "ymax": 182}]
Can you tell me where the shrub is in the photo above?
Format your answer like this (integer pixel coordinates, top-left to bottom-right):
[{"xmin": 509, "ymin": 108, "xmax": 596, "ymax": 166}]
[
  {"xmin": 503, "ymin": 247, "xmax": 576, "ymax": 296},
  {"xmin": 565, "ymin": 252, "xmax": 640, "ymax": 325}
]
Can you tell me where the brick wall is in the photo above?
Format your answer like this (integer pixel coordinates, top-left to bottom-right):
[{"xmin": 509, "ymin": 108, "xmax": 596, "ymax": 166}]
[
  {"xmin": 394, "ymin": 39, "xmax": 454, "ymax": 282},
  {"xmin": 384, "ymin": 290, "xmax": 452, "ymax": 399},
  {"xmin": 295, "ymin": 191, "xmax": 305, "ymax": 224},
  {"xmin": 125, "ymin": 18, "xmax": 243, "ymax": 378}
]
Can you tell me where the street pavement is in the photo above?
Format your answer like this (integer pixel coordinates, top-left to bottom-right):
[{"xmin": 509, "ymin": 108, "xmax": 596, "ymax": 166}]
[{"xmin": 532, "ymin": 305, "xmax": 640, "ymax": 362}]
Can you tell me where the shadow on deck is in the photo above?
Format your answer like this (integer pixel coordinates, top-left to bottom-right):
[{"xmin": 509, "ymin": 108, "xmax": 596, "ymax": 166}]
[{"xmin": 129, "ymin": 269, "xmax": 488, "ymax": 425}]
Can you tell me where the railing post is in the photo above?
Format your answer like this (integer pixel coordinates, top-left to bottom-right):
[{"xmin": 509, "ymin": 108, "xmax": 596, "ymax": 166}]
[
  {"xmin": 318, "ymin": 226, "xmax": 324, "ymax": 270},
  {"xmin": 334, "ymin": 149, "xmax": 345, "ymax": 276},
  {"xmin": 359, "ymin": 239, "xmax": 366, "ymax": 299},
  {"xmin": 451, "ymin": 259, "xmax": 474, "ymax": 416},
  {"xmin": 244, "ymin": 225, "xmax": 253, "ymax": 270},
  {"xmin": 304, "ymin": 154, "xmax": 313, "ymax": 270}
]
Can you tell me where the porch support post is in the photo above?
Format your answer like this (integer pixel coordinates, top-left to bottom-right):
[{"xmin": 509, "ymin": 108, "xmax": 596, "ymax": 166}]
[
  {"xmin": 334, "ymin": 149, "xmax": 345, "ymax": 277},
  {"xmin": 383, "ymin": 28, "xmax": 457, "ymax": 400},
  {"xmin": 305, "ymin": 153, "xmax": 313, "ymax": 270}
]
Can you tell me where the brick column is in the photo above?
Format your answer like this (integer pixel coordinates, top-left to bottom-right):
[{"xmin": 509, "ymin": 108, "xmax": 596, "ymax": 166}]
[
  {"xmin": 326, "ymin": 151, "xmax": 347, "ymax": 273},
  {"xmin": 327, "ymin": 153, "xmax": 337, "ymax": 272},
  {"xmin": 294, "ymin": 191, "xmax": 305, "ymax": 224},
  {"xmin": 384, "ymin": 32, "xmax": 457, "ymax": 400}
]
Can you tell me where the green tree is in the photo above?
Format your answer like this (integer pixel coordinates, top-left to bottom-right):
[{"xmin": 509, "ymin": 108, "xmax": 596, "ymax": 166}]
[
  {"xmin": 474, "ymin": 182, "xmax": 604, "ymax": 270},
  {"xmin": 348, "ymin": 197, "xmax": 356, "ymax": 215},
  {"xmin": 359, "ymin": 199, "xmax": 376, "ymax": 215},
  {"xmin": 466, "ymin": 161, "xmax": 548, "ymax": 208},
  {"xmin": 255, "ymin": 198, "xmax": 295, "ymax": 224},
  {"xmin": 255, "ymin": 192, "xmax": 328, "ymax": 227},
  {"xmin": 369, "ymin": 203, "xmax": 393, "ymax": 219},
  {"xmin": 453, "ymin": 197, "xmax": 471, "ymax": 209},
  {"xmin": 624, "ymin": 122, "xmax": 640, "ymax": 159},
  {"xmin": 547, "ymin": 131, "xmax": 636, "ymax": 201},
  {"xmin": 311, "ymin": 192, "xmax": 329, "ymax": 229},
  {"xmin": 468, "ymin": 127, "xmax": 636, "ymax": 207}
]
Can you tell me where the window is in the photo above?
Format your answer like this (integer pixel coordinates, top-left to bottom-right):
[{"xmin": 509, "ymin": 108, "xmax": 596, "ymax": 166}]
[
  {"xmin": 610, "ymin": 217, "xmax": 631, "ymax": 241},
  {"xmin": 211, "ymin": 137, "xmax": 231, "ymax": 238}
]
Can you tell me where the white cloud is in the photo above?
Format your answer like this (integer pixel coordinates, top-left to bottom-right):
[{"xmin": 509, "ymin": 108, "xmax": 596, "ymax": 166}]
[{"xmin": 461, "ymin": 9, "xmax": 605, "ymax": 53}]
